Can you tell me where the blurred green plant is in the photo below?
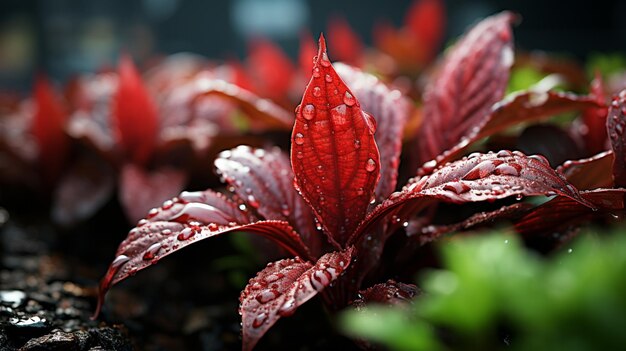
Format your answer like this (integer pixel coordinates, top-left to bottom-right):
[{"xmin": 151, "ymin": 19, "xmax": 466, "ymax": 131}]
[
  {"xmin": 587, "ymin": 53, "xmax": 626, "ymax": 77},
  {"xmin": 340, "ymin": 229, "xmax": 626, "ymax": 351}
]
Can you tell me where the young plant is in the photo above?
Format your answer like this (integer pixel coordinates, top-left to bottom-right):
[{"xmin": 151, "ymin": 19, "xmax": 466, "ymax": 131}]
[{"xmin": 93, "ymin": 11, "xmax": 619, "ymax": 349}]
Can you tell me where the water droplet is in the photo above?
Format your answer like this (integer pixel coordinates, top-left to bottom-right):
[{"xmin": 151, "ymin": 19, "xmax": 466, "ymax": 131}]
[
  {"xmin": 443, "ymin": 181, "xmax": 471, "ymax": 194},
  {"xmin": 255, "ymin": 289, "xmax": 279, "ymax": 304},
  {"xmin": 278, "ymin": 298, "xmax": 296, "ymax": 316},
  {"xmin": 496, "ymin": 150, "xmax": 513, "ymax": 158},
  {"xmin": 294, "ymin": 133, "xmax": 305, "ymax": 145},
  {"xmin": 238, "ymin": 204, "xmax": 247, "ymax": 211},
  {"xmin": 137, "ymin": 219, "xmax": 149, "ymax": 227},
  {"xmin": 325, "ymin": 74, "xmax": 333, "ymax": 83},
  {"xmin": 111, "ymin": 255, "xmax": 130, "ymax": 269},
  {"xmin": 147, "ymin": 208, "xmax": 159, "ymax": 218},
  {"xmin": 356, "ymin": 187, "xmax": 364, "ymax": 196},
  {"xmin": 161, "ymin": 229, "xmax": 172, "ymax": 235},
  {"xmin": 162, "ymin": 200, "xmax": 174, "ymax": 210},
  {"xmin": 143, "ymin": 243, "xmax": 162, "ymax": 260},
  {"xmin": 265, "ymin": 273, "xmax": 284, "ymax": 283},
  {"xmin": 296, "ymin": 151, "xmax": 304, "ymax": 159},
  {"xmin": 567, "ymin": 248, "xmax": 573, "ymax": 254},
  {"xmin": 365, "ymin": 158, "xmax": 377, "ymax": 172},
  {"xmin": 313, "ymin": 86, "xmax": 322, "ymax": 97},
  {"xmin": 515, "ymin": 194, "xmax": 523, "ymax": 201},
  {"xmin": 252, "ymin": 313, "xmax": 268, "ymax": 328},
  {"xmin": 316, "ymin": 165, "xmax": 323, "ymax": 173},
  {"xmin": 313, "ymin": 67, "xmax": 321, "ymax": 78},
  {"xmin": 302, "ymin": 104, "xmax": 315, "ymax": 120},
  {"xmin": 354, "ymin": 140, "xmax": 361, "ymax": 149},
  {"xmin": 247, "ymin": 195, "xmax": 259, "ymax": 208},
  {"xmin": 208, "ymin": 223, "xmax": 218, "ymax": 231},
  {"xmin": 529, "ymin": 154, "xmax": 550, "ymax": 166},
  {"xmin": 494, "ymin": 163, "xmax": 520, "ymax": 176},
  {"xmin": 467, "ymin": 152, "xmax": 481, "ymax": 159},
  {"xmin": 464, "ymin": 160, "xmax": 500, "ymax": 180},
  {"xmin": 343, "ymin": 91, "xmax": 356, "ymax": 106},
  {"xmin": 281, "ymin": 204, "xmax": 291, "ymax": 217},
  {"xmin": 402, "ymin": 221, "xmax": 409, "ymax": 228},
  {"xmin": 177, "ymin": 227, "xmax": 196, "ymax": 241},
  {"xmin": 615, "ymin": 123, "xmax": 624, "ymax": 135},
  {"xmin": 320, "ymin": 52, "xmax": 331, "ymax": 67}
]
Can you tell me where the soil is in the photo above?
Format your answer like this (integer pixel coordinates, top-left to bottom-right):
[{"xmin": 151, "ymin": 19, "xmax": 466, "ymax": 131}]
[{"xmin": 0, "ymin": 198, "xmax": 358, "ymax": 351}]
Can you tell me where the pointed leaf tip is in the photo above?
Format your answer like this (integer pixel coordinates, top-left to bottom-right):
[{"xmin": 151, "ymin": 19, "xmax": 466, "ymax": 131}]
[{"xmin": 292, "ymin": 35, "xmax": 381, "ymax": 246}]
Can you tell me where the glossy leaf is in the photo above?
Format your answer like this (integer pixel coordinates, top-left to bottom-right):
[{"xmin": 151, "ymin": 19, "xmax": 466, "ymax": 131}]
[
  {"xmin": 328, "ymin": 17, "xmax": 364, "ymax": 66},
  {"xmin": 404, "ymin": 0, "xmax": 445, "ymax": 60},
  {"xmin": 94, "ymin": 189, "xmax": 312, "ymax": 317},
  {"xmin": 416, "ymin": 12, "xmax": 514, "ymax": 165},
  {"xmin": 247, "ymin": 38, "xmax": 296, "ymax": 101},
  {"xmin": 557, "ymin": 151, "xmax": 614, "ymax": 190},
  {"xmin": 291, "ymin": 35, "xmax": 381, "ymax": 246},
  {"xmin": 239, "ymin": 248, "xmax": 353, "ymax": 351},
  {"xmin": 422, "ymin": 90, "xmax": 603, "ymax": 173},
  {"xmin": 118, "ymin": 164, "xmax": 188, "ymax": 223},
  {"xmin": 215, "ymin": 146, "xmax": 321, "ymax": 255},
  {"xmin": 335, "ymin": 63, "xmax": 411, "ymax": 202},
  {"xmin": 514, "ymin": 189, "xmax": 626, "ymax": 237},
  {"xmin": 582, "ymin": 72, "xmax": 608, "ymax": 154},
  {"xmin": 352, "ymin": 280, "xmax": 419, "ymax": 309},
  {"xmin": 607, "ymin": 90, "xmax": 626, "ymax": 187},
  {"xmin": 351, "ymin": 151, "xmax": 594, "ymax": 244},
  {"xmin": 33, "ymin": 75, "xmax": 69, "ymax": 181},
  {"xmin": 113, "ymin": 55, "xmax": 159, "ymax": 165}
]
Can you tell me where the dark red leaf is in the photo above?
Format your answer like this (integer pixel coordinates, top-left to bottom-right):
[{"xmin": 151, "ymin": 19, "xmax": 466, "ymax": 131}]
[
  {"xmin": 328, "ymin": 17, "xmax": 364, "ymax": 66},
  {"xmin": 299, "ymin": 31, "xmax": 317, "ymax": 77},
  {"xmin": 582, "ymin": 72, "xmax": 608, "ymax": 154},
  {"xmin": 350, "ymin": 151, "xmax": 594, "ymax": 244},
  {"xmin": 607, "ymin": 90, "xmax": 626, "ymax": 187},
  {"xmin": 52, "ymin": 156, "xmax": 115, "ymax": 226},
  {"xmin": 113, "ymin": 55, "xmax": 159, "ymax": 165},
  {"xmin": 335, "ymin": 63, "xmax": 411, "ymax": 202},
  {"xmin": 118, "ymin": 164, "xmax": 188, "ymax": 223},
  {"xmin": 421, "ymin": 90, "xmax": 603, "ymax": 173},
  {"xmin": 247, "ymin": 38, "xmax": 296, "ymax": 101},
  {"xmin": 215, "ymin": 146, "xmax": 321, "ymax": 255},
  {"xmin": 94, "ymin": 190, "xmax": 312, "ymax": 318},
  {"xmin": 557, "ymin": 151, "xmax": 614, "ymax": 190},
  {"xmin": 517, "ymin": 124, "xmax": 584, "ymax": 166},
  {"xmin": 239, "ymin": 248, "xmax": 353, "ymax": 351},
  {"xmin": 33, "ymin": 75, "xmax": 69, "ymax": 181},
  {"xmin": 514, "ymin": 189, "xmax": 626, "ymax": 237},
  {"xmin": 416, "ymin": 12, "xmax": 514, "ymax": 165},
  {"xmin": 404, "ymin": 0, "xmax": 445, "ymax": 61},
  {"xmin": 352, "ymin": 280, "xmax": 419, "ymax": 309},
  {"xmin": 291, "ymin": 35, "xmax": 381, "ymax": 246}
]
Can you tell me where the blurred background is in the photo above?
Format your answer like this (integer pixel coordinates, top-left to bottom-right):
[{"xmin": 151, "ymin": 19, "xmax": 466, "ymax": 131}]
[{"xmin": 1, "ymin": 0, "xmax": 624, "ymax": 92}]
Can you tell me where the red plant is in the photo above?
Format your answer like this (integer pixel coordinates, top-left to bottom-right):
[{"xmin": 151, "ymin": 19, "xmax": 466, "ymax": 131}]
[{"xmin": 93, "ymin": 12, "xmax": 625, "ymax": 350}]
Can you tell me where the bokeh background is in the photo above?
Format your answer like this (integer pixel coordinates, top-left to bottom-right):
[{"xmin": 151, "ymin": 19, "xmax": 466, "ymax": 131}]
[{"xmin": 1, "ymin": 0, "xmax": 624, "ymax": 92}]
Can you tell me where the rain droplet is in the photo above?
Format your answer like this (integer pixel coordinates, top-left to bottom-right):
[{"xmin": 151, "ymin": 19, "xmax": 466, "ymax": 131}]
[
  {"xmin": 278, "ymin": 298, "xmax": 296, "ymax": 316},
  {"xmin": 208, "ymin": 223, "xmax": 218, "ymax": 231},
  {"xmin": 494, "ymin": 163, "xmax": 520, "ymax": 176},
  {"xmin": 296, "ymin": 151, "xmax": 304, "ymax": 159},
  {"xmin": 255, "ymin": 289, "xmax": 279, "ymax": 304},
  {"xmin": 443, "ymin": 181, "xmax": 471, "ymax": 194},
  {"xmin": 294, "ymin": 133, "xmax": 305, "ymax": 145},
  {"xmin": 302, "ymin": 104, "xmax": 315, "ymax": 120},
  {"xmin": 354, "ymin": 140, "xmax": 361, "ymax": 149},
  {"xmin": 137, "ymin": 219, "xmax": 149, "ymax": 227},
  {"xmin": 162, "ymin": 200, "xmax": 174, "ymax": 210},
  {"xmin": 147, "ymin": 208, "xmax": 159, "ymax": 218},
  {"xmin": 313, "ymin": 67, "xmax": 321, "ymax": 78},
  {"xmin": 247, "ymin": 195, "xmax": 259, "ymax": 208},
  {"xmin": 313, "ymin": 86, "xmax": 322, "ymax": 97},
  {"xmin": 363, "ymin": 112, "xmax": 377, "ymax": 134},
  {"xmin": 281, "ymin": 204, "xmax": 291, "ymax": 217},
  {"xmin": 356, "ymin": 187, "xmax": 364, "ymax": 196},
  {"xmin": 343, "ymin": 91, "xmax": 356, "ymax": 106},
  {"xmin": 177, "ymin": 227, "xmax": 196, "ymax": 241},
  {"xmin": 238, "ymin": 204, "xmax": 247, "ymax": 211},
  {"xmin": 325, "ymin": 74, "xmax": 333, "ymax": 83},
  {"xmin": 161, "ymin": 229, "xmax": 172, "ymax": 235},
  {"xmin": 252, "ymin": 313, "xmax": 268, "ymax": 328},
  {"xmin": 320, "ymin": 52, "xmax": 331, "ymax": 67},
  {"xmin": 316, "ymin": 165, "xmax": 323, "ymax": 173},
  {"xmin": 143, "ymin": 243, "xmax": 162, "ymax": 260},
  {"xmin": 496, "ymin": 150, "xmax": 513, "ymax": 158},
  {"xmin": 365, "ymin": 158, "xmax": 377, "ymax": 172},
  {"xmin": 111, "ymin": 255, "xmax": 130, "ymax": 269},
  {"xmin": 529, "ymin": 154, "xmax": 550, "ymax": 166}
]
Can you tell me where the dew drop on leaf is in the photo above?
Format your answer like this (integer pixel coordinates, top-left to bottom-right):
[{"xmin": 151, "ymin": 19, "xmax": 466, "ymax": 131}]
[
  {"xmin": 302, "ymin": 104, "xmax": 315, "ymax": 120},
  {"xmin": 365, "ymin": 158, "xmax": 376, "ymax": 172},
  {"xmin": 294, "ymin": 133, "xmax": 305, "ymax": 145}
]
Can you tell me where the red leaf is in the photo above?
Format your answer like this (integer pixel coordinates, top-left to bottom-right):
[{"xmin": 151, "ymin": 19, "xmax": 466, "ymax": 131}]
[
  {"xmin": 33, "ymin": 75, "xmax": 69, "ymax": 181},
  {"xmin": 404, "ymin": 0, "xmax": 445, "ymax": 61},
  {"xmin": 416, "ymin": 12, "xmax": 514, "ymax": 165},
  {"xmin": 52, "ymin": 156, "xmax": 115, "ymax": 226},
  {"xmin": 299, "ymin": 31, "xmax": 317, "ymax": 76},
  {"xmin": 352, "ymin": 280, "xmax": 419, "ymax": 309},
  {"xmin": 607, "ymin": 90, "xmax": 626, "ymax": 187},
  {"xmin": 247, "ymin": 38, "xmax": 296, "ymax": 101},
  {"xmin": 582, "ymin": 72, "xmax": 608, "ymax": 154},
  {"xmin": 327, "ymin": 17, "xmax": 364, "ymax": 66},
  {"xmin": 557, "ymin": 151, "xmax": 614, "ymax": 190},
  {"xmin": 350, "ymin": 151, "xmax": 594, "ymax": 244},
  {"xmin": 239, "ymin": 248, "xmax": 353, "ymax": 351},
  {"xmin": 94, "ymin": 190, "xmax": 311, "ymax": 318},
  {"xmin": 335, "ymin": 63, "xmax": 411, "ymax": 202},
  {"xmin": 514, "ymin": 189, "xmax": 626, "ymax": 237},
  {"xmin": 118, "ymin": 164, "xmax": 188, "ymax": 223},
  {"xmin": 421, "ymin": 90, "xmax": 603, "ymax": 173},
  {"xmin": 215, "ymin": 146, "xmax": 321, "ymax": 255},
  {"xmin": 113, "ymin": 55, "xmax": 159, "ymax": 165},
  {"xmin": 291, "ymin": 35, "xmax": 381, "ymax": 246}
]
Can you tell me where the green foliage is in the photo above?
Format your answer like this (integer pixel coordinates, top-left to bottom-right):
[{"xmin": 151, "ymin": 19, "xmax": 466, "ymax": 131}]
[
  {"xmin": 587, "ymin": 53, "xmax": 626, "ymax": 77},
  {"xmin": 507, "ymin": 66, "xmax": 546, "ymax": 93},
  {"xmin": 340, "ymin": 230, "xmax": 626, "ymax": 351}
]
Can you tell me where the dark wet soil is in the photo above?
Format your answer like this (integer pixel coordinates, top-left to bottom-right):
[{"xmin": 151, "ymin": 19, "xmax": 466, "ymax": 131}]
[{"xmin": 0, "ymin": 200, "xmax": 358, "ymax": 351}]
